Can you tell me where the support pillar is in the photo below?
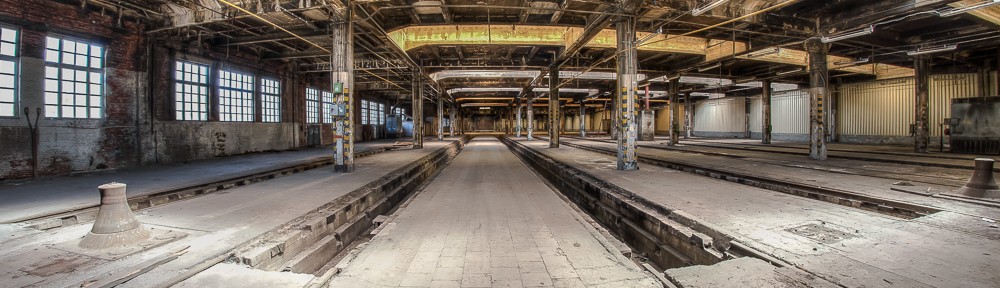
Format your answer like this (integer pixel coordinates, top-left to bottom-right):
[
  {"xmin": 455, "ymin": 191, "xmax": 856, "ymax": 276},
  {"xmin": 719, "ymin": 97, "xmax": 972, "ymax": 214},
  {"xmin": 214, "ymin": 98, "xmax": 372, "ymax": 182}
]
[
  {"xmin": 579, "ymin": 104, "xmax": 586, "ymax": 137},
  {"xmin": 527, "ymin": 96, "xmax": 535, "ymax": 140},
  {"xmin": 449, "ymin": 104, "xmax": 456, "ymax": 137},
  {"xmin": 914, "ymin": 56, "xmax": 930, "ymax": 153},
  {"xmin": 685, "ymin": 92, "xmax": 692, "ymax": 139},
  {"xmin": 437, "ymin": 96, "xmax": 444, "ymax": 140},
  {"xmin": 762, "ymin": 79, "xmax": 772, "ymax": 144},
  {"xmin": 669, "ymin": 78, "xmax": 679, "ymax": 146},
  {"xmin": 615, "ymin": 16, "xmax": 639, "ymax": 170},
  {"xmin": 549, "ymin": 68, "xmax": 561, "ymax": 148},
  {"xmin": 744, "ymin": 97, "xmax": 751, "ymax": 138},
  {"xmin": 804, "ymin": 38, "xmax": 828, "ymax": 160},
  {"xmin": 412, "ymin": 71, "xmax": 424, "ymax": 149},
  {"xmin": 516, "ymin": 99, "xmax": 523, "ymax": 137},
  {"xmin": 331, "ymin": 11, "xmax": 355, "ymax": 173}
]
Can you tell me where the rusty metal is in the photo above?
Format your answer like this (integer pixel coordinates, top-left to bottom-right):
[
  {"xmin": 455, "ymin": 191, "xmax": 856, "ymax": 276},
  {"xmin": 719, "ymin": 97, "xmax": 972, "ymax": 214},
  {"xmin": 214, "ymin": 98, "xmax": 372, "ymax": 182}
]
[
  {"xmin": 952, "ymin": 158, "xmax": 1000, "ymax": 199},
  {"xmin": 616, "ymin": 15, "xmax": 639, "ymax": 171},
  {"xmin": 805, "ymin": 38, "xmax": 828, "ymax": 160},
  {"xmin": 23, "ymin": 107, "xmax": 40, "ymax": 179},
  {"xmin": 762, "ymin": 80, "xmax": 773, "ymax": 144},
  {"xmin": 549, "ymin": 67, "xmax": 560, "ymax": 148},
  {"xmin": 914, "ymin": 56, "xmax": 931, "ymax": 153},
  {"xmin": 79, "ymin": 183, "xmax": 150, "ymax": 249}
]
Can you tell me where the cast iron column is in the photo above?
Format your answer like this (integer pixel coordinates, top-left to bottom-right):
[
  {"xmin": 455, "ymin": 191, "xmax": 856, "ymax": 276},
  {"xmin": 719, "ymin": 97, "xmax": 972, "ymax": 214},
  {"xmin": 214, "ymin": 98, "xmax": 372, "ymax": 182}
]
[
  {"xmin": 449, "ymin": 103, "xmax": 456, "ymax": 137},
  {"xmin": 579, "ymin": 104, "xmax": 586, "ymax": 137},
  {"xmin": 412, "ymin": 71, "xmax": 423, "ymax": 149},
  {"xmin": 685, "ymin": 92, "xmax": 692, "ymax": 139},
  {"xmin": 527, "ymin": 95, "xmax": 535, "ymax": 140},
  {"xmin": 804, "ymin": 38, "xmax": 828, "ymax": 160},
  {"xmin": 549, "ymin": 68, "xmax": 561, "ymax": 148},
  {"xmin": 516, "ymin": 98, "xmax": 523, "ymax": 137},
  {"xmin": 669, "ymin": 77, "xmax": 680, "ymax": 146},
  {"xmin": 615, "ymin": 16, "xmax": 639, "ymax": 170},
  {"xmin": 762, "ymin": 79, "xmax": 772, "ymax": 144},
  {"xmin": 331, "ymin": 11, "xmax": 354, "ymax": 172},
  {"xmin": 437, "ymin": 95, "xmax": 444, "ymax": 140},
  {"xmin": 914, "ymin": 56, "xmax": 930, "ymax": 153}
]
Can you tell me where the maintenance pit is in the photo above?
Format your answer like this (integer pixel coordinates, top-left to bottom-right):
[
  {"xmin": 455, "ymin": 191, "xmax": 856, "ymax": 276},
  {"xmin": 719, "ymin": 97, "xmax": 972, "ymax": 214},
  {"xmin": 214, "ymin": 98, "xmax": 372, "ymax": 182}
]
[{"xmin": 2, "ymin": 0, "xmax": 1000, "ymax": 287}]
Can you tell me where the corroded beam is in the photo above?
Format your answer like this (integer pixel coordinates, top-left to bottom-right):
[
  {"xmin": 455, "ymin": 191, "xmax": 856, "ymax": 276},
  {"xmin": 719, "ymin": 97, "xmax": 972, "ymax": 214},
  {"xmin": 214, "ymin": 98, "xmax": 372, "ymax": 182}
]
[{"xmin": 387, "ymin": 24, "xmax": 914, "ymax": 79}]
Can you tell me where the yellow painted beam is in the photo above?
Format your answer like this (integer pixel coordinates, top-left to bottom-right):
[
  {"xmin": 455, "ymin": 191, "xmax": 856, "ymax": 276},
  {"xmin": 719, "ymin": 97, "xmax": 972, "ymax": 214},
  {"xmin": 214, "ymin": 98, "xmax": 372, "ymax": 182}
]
[
  {"xmin": 388, "ymin": 24, "xmax": 914, "ymax": 79},
  {"xmin": 950, "ymin": 1, "xmax": 1000, "ymax": 26}
]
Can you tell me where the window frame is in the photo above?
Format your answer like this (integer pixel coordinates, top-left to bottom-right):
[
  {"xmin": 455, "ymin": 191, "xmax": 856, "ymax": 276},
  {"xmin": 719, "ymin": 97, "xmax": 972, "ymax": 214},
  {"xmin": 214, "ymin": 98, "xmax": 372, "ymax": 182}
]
[
  {"xmin": 173, "ymin": 60, "xmax": 211, "ymax": 121},
  {"xmin": 260, "ymin": 77, "xmax": 281, "ymax": 123},
  {"xmin": 43, "ymin": 34, "xmax": 106, "ymax": 119},
  {"xmin": 0, "ymin": 25, "xmax": 19, "ymax": 118},
  {"xmin": 321, "ymin": 90, "xmax": 335, "ymax": 124},
  {"xmin": 306, "ymin": 87, "xmax": 319, "ymax": 124},
  {"xmin": 217, "ymin": 69, "xmax": 255, "ymax": 122}
]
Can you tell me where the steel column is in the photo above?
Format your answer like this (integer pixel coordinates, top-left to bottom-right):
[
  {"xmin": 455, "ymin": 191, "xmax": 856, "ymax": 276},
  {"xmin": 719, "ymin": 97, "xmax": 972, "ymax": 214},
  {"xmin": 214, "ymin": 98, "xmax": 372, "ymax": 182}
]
[
  {"xmin": 527, "ymin": 95, "xmax": 535, "ymax": 140},
  {"xmin": 412, "ymin": 70, "xmax": 424, "ymax": 149},
  {"xmin": 914, "ymin": 56, "xmax": 930, "ymax": 153},
  {"xmin": 332, "ymin": 10, "xmax": 355, "ymax": 173},
  {"xmin": 615, "ymin": 16, "xmax": 639, "ymax": 170},
  {"xmin": 437, "ymin": 95, "xmax": 444, "ymax": 140},
  {"xmin": 449, "ymin": 104, "xmax": 456, "ymax": 137},
  {"xmin": 516, "ymin": 99, "xmax": 523, "ymax": 137},
  {"xmin": 669, "ymin": 78, "xmax": 679, "ymax": 146},
  {"xmin": 762, "ymin": 79, "xmax": 772, "ymax": 144},
  {"xmin": 579, "ymin": 104, "xmax": 586, "ymax": 137},
  {"xmin": 804, "ymin": 38, "xmax": 828, "ymax": 160},
  {"xmin": 685, "ymin": 92, "xmax": 692, "ymax": 139},
  {"xmin": 549, "ymin": 68, "xmax": 561, "ymax": 148}
]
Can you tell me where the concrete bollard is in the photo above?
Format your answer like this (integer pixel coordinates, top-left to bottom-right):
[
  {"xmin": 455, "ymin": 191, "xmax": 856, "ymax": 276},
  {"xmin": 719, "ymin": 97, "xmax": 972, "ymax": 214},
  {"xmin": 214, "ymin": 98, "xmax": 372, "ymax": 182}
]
[
  {"xmin": 953, "ymin": 158, "xmax": 1000, "ymax": 199},
  {"xmin": 79, "ymin": 183, "xmax": 150, "ymax": 249}
]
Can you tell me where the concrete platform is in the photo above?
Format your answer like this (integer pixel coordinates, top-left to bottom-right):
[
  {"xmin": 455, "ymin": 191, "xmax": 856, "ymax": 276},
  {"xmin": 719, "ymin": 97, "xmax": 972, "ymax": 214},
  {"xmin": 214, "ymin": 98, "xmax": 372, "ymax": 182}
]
[
  {"xmin": 0, "ymin": 139, "xmax": 459, "ymax": 288},
  {"xmin": 515, "ymin": 138, "xmax": 1000, "ymax": 287},
  {"xmin": 559, "ymin": 137, "xmax": 1000, "ymax": 221},
  {"xmin": 330, "ymin": 138, "xmax": 660, "ymax": 288},
  {"xmin": 0, "ymin": 139, "xmax": 404, "ymax": 224}
]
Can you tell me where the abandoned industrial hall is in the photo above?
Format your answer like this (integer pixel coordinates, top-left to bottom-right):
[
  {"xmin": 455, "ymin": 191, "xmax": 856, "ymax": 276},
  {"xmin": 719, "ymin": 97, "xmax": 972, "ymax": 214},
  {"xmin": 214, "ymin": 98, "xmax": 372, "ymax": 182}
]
[{"xmin": 1, "ymin": 0, "xmax": 1000, "ymax": 287}]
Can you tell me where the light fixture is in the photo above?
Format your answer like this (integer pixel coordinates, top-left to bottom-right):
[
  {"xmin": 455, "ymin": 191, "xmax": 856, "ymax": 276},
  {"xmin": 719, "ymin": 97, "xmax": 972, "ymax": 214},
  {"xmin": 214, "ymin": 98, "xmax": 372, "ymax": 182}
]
[
  {"xmin": 479, "ymin": 107, "xmax": 491, "ymax": 110},
  {"xmin": 734, "ymin": 77, "xmax": 755, "ymax": 84},
  {"xmin": 937, "ymin": 0, "xmax": 1000, "ymax": 17},
  {"xmin": 746, "ymin": 47, "xmax": 781, "ymax": 58},
  {"xmin": 697, "ymin": 63, "xmax": 721, "ymax": 72},
  {"xmin": 906, "ymin": 44, "xmax": 958, "ymax": 56},
  {"xmin": 821, "ymin": 26, "xmax": 874, "ymax": 43},
  {"xmin": 834, "ymin": 57, "xmax": 870, "ymax": 66},
  {"xmin": 692, "ymin": 0, "xmax": 730, "ymax": 16},
  {"xmin": 776, "ymin": 68, "xmax": 804, "ymax": 76}
]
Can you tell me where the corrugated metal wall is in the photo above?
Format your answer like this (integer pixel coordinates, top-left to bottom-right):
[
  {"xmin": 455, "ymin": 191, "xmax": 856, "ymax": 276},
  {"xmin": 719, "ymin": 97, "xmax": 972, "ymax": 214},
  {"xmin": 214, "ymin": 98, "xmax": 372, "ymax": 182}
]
[
  {"xmin": 694, "ymin": 97, "xmax": 745, "ymax": 132},
  {"xmin": 747, "ymin": 90, "xmax": 809, "ymax": 134},
  {"xmin": 837, "ymin": 73, "xmax": 982, "ymax": 137}
]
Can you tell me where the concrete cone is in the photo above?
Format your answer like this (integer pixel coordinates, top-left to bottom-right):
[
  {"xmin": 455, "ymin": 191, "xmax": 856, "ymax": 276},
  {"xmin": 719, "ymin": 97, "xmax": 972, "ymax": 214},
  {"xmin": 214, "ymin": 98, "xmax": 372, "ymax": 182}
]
[
  {"xmin": 953, "ymin": 158, "xmax": 1000, "ymax": 199},
  {"xmin": 79, "ymin": 182, "xmax": 150, "ymax": 249}
]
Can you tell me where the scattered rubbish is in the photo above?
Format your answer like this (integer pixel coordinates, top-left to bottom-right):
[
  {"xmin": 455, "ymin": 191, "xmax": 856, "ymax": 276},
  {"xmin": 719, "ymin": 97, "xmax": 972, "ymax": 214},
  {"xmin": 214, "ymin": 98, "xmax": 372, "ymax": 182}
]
[
  {"xmin": 983, "ymin": 218, "xmax": 997, "ymax": 223},
  {"xmin": 892, "ymin": 181, "xmax": 914, "ymax": 186}
]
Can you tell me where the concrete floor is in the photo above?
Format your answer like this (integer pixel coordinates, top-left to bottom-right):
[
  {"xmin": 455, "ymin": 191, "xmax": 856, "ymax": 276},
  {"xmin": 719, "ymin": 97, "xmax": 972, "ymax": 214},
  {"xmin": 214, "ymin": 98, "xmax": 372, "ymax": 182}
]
[
  {"xmin": 516, "ymin": 137, "xmax": 1000, "ymax": 287},
  {"xmin": 0, "ymin": 139, "xmax": 400, "ymax": 224},
  {"xmin": 1, "ymin": 134, "xmax": 997, "ymax": 287},
  {"xmin": 330, "ymin": 138, "xmax": 659, "ymax": 288},
  {"xmin": 0, "ymin": 139, "xmax": 456, "ymax": 288}
]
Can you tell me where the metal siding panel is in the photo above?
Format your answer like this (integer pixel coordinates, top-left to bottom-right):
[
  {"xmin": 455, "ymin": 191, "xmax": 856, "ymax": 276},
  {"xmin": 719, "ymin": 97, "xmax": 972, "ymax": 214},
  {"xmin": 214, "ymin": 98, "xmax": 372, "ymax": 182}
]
[{"xmin": 929, "ymin": 74, "xmax": 980, "ymax": 136}]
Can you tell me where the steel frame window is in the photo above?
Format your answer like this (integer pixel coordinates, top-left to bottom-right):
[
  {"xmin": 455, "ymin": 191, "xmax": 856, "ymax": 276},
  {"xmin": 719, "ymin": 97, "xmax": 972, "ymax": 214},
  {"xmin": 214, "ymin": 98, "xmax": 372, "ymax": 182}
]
[
  {"xmin": 0, "ymin": 26, "xmax": 18, "ymax": 117},
  {"xmin": 174, "ymin": 61, "xmax": 209, "ymax": 121},
  {"xmin": 306, "ymin": 87, "xmax": 319, "ymax": 124},
  {"xmin": 377, "ymin": 103, "xmax": 385, "ymax": 125},
  {"xmin": 360, "ymin": 99, "xmax": 369, "ymax": 125},
  {"xmin": 219, "ymin": 69, "xmax": 254, "ymax": 122},
  {"xmin": 322, "ymin": 91, "xmax": 335, "ymax": 124},
  {"xmin": 44, "ymin": 36, "xmax": 104, "ymax": 119},
  {"xmin": 261, "ymin": 78, "xmax": 280, "ymax": 123}
]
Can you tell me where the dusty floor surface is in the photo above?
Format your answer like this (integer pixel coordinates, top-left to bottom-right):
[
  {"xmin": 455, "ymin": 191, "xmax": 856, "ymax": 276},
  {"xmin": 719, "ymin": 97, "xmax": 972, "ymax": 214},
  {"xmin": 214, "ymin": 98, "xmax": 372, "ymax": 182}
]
[{"xmin": 330, "ymin": 138, "xmax": 659, "ymax": 288}]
